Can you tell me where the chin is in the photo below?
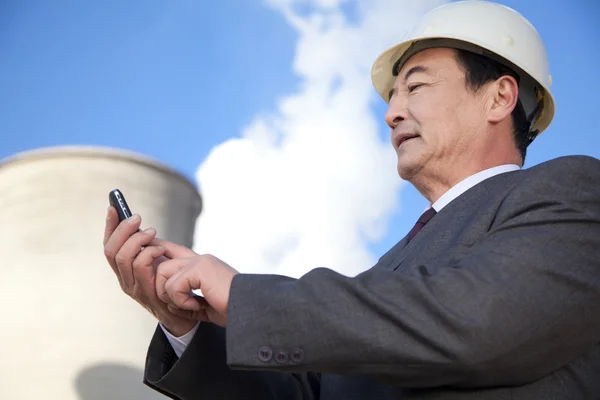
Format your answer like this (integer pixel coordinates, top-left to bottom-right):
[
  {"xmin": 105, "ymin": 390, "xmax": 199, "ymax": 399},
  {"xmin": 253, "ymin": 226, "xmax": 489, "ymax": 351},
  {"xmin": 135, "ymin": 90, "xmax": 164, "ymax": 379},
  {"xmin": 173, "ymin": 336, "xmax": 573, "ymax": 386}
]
[
  {"xmin": 396, "ymin": 148, "xmax": 428, "ymax": 181},
  {"xmin": 396, "ymin": 163, "xmax": 416, "ymax": 181},
  {"xmin": 397, "ymin": 154, "xmax": 427, "ymax": 182}
]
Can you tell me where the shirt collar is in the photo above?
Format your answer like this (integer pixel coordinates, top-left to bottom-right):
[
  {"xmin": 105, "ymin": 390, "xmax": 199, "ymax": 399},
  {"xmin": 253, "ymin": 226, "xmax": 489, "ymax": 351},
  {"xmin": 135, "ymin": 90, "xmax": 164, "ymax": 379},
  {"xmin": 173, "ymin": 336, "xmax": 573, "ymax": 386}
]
[{"xmin": 430, "ymin": 164, "xmax": 521, "ymax": 212}]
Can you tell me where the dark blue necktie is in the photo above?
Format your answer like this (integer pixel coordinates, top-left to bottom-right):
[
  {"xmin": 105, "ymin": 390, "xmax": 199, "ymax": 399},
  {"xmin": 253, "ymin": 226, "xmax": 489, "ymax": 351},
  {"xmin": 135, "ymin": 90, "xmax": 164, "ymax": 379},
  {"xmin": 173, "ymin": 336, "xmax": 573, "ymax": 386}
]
[{"xmin": 407, "ymin": 208, "xmax": 437, "ymax": 242}]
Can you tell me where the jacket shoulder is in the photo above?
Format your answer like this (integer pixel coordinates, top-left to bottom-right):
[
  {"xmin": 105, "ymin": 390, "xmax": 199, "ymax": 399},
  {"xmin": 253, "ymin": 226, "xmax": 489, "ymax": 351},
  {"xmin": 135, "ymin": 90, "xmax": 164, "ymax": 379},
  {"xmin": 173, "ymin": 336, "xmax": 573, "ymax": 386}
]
[
  {"xmin": 524, "ymin": 155, "xmax": 600, "ymax": 182},
  {"xmin": 500, "ymin": 155, "xmax": 600, "ymax": 218}
]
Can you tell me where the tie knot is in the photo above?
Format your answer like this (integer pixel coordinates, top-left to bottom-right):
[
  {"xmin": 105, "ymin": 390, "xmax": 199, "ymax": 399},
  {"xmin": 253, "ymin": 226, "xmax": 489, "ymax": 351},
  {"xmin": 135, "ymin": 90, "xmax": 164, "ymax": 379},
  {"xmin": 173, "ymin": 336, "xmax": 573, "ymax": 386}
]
[
  {"xmin": 407, "ymin": 207, "xmax": 437, "ymax": 242},
  {"xmin": 418, "ymin": 207, "xmax": 437, "ymax": 224}
]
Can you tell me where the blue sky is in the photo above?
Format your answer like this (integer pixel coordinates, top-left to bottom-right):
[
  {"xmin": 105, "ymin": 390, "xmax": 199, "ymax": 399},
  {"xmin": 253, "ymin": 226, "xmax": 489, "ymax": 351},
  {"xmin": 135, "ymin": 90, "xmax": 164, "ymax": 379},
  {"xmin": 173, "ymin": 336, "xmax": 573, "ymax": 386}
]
[
  {"xmin": 1, "ymin": 0, "xmax": 598, "ymax": 276},
  {"xmin": 1, "ymin": 0, "xmax": 296, "ymax": 179}
]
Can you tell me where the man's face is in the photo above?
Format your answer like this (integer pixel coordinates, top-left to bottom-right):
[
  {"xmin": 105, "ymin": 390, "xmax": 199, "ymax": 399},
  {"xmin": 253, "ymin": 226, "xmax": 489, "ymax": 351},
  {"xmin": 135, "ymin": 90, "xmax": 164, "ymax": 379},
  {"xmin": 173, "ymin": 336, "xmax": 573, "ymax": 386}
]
[{"xmin": 385, "ymin": 47, "xmax": 488, "ymax": 183}]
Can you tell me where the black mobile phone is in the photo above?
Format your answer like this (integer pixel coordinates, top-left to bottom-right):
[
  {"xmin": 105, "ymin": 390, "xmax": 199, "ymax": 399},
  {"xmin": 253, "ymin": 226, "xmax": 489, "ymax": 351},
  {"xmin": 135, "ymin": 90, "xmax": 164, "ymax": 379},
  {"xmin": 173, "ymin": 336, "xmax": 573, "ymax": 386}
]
[{"xmin": 109, "ymin": 188, "xmax": 134, "ymax": 222}]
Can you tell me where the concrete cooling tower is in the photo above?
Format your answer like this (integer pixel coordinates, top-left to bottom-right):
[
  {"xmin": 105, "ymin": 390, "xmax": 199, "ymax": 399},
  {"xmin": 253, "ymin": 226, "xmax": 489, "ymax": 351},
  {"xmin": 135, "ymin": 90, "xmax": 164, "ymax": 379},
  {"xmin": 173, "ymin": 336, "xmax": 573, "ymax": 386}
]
[{"xmin": 0, "ymin": 146, "xmax": 203, "ymax": 400}]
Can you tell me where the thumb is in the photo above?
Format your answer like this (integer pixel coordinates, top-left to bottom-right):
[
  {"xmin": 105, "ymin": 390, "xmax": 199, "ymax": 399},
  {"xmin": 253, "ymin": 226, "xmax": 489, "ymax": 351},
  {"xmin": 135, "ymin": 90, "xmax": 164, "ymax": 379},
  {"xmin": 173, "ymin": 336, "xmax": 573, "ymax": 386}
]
[{"xmin": 149, "ymin": 238, "xmax": 195, "ymax": 259}]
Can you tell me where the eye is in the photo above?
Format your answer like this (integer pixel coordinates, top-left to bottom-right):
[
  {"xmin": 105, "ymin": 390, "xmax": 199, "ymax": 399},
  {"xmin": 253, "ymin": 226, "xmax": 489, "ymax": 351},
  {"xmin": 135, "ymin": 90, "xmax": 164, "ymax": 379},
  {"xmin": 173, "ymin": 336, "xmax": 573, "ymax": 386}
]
[{"xmin": 408, "ymin": 83, "xmax": 424, "ymax": 93}]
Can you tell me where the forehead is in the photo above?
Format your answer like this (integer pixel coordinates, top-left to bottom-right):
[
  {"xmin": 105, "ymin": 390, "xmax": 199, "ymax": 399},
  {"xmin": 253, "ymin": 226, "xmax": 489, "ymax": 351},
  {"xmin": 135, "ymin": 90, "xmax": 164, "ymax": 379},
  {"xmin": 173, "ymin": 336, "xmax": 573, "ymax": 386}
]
[{"xmin": 396, "ymin": 47, "xmax": 461, "ymax": 78}]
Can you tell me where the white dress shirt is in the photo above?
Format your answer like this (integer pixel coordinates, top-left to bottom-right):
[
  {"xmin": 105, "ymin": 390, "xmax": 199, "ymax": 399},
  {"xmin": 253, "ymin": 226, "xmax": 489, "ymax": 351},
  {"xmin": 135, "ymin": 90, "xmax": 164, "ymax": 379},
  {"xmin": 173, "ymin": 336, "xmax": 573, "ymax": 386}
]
[{"xmin": 160, "ymin": 163, "xmax": 521, "ymax": 358}]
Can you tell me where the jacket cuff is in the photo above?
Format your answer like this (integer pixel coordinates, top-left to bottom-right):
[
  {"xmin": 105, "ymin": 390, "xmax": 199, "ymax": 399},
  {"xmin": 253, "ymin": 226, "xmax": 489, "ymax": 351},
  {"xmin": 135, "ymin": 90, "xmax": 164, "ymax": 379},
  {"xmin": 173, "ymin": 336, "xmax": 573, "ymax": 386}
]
[{"xmin": 225, "ymin": 273, "xmax": 312, "ymax": 371}]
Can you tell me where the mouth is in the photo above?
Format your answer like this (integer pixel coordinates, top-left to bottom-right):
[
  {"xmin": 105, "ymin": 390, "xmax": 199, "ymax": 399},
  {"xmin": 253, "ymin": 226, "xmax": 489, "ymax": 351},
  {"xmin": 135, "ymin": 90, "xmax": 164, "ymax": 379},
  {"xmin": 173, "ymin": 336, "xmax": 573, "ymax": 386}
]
[{"xmin": 394, "ymin": 133, "xmax": 420, "ymax": 149}]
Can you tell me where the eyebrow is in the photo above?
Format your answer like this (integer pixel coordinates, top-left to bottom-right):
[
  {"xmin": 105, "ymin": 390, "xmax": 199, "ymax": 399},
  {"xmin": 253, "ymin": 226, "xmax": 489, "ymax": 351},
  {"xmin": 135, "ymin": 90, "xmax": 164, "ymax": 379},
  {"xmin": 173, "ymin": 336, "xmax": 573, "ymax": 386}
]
[{"xmin": 388, "ymin": 65, "xmax": 430, "ymax": 100}]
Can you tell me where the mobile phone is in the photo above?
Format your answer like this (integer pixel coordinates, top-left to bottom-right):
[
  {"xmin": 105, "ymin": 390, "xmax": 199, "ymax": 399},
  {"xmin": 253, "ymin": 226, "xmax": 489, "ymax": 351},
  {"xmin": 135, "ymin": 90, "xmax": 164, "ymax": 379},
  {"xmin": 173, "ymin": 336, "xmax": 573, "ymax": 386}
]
[{"xmin": 109, "ymin": 188, "xmax": 134, "ymax": 223}]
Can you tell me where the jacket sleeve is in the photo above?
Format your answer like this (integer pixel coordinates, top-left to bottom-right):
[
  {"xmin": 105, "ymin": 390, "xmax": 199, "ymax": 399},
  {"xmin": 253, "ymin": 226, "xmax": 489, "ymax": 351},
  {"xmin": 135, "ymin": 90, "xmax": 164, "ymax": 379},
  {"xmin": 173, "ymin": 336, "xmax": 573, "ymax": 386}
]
[
  {"xmin": 224, "ymin": 155, "xmax": 600, "ymax": 388},
  {"xmin": 143, "ymin": 322, "xmax": 321, "ymax": 399}
]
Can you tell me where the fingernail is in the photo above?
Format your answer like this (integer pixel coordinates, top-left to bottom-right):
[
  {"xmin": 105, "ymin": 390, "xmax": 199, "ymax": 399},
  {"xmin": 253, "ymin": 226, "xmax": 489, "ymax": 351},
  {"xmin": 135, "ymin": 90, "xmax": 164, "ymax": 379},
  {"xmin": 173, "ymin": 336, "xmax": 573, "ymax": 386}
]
[
  {"xmin": 144, "ymin": 227, "xmax": 156, "ymax": 235},
  {"xmin": 128, "ymin": 214, "xmax": 140, "ymax": 223}
]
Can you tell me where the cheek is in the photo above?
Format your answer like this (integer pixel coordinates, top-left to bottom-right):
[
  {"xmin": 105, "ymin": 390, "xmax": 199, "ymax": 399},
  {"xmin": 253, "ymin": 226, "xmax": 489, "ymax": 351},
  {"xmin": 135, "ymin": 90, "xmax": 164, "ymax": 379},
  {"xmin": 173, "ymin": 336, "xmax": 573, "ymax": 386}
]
[
  {"xmin": 409, "ymin": 96, "xmax": 450, "ymax": 145},
  {"xmin": 411, "ymin": 91, "xmax": 471, "ymax": 152}
]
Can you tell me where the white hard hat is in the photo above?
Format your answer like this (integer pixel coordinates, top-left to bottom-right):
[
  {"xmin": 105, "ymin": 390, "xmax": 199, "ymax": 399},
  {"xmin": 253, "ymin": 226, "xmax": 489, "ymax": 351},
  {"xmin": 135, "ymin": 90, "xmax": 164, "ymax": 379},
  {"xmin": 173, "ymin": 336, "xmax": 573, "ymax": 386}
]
[{"xmin": 371, "ymin": 0, "xmax": 555, "ymax": 137}]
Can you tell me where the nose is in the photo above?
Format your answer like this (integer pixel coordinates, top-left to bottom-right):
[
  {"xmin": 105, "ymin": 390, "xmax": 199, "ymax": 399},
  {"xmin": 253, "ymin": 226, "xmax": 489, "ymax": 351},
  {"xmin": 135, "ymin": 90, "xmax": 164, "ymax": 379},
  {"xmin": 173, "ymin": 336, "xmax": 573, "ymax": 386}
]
[{"xmin": 384, "ymin": 98, "xmax": 406, "ymax": 129}]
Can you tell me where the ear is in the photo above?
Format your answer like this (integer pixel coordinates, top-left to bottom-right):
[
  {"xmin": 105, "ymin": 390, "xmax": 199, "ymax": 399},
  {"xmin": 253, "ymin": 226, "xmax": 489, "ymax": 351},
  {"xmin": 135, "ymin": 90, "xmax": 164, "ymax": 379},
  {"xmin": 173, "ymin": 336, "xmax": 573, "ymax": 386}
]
[{"xmin": 488, "ymin": 75, "xmax": 519, "ymax": 124}]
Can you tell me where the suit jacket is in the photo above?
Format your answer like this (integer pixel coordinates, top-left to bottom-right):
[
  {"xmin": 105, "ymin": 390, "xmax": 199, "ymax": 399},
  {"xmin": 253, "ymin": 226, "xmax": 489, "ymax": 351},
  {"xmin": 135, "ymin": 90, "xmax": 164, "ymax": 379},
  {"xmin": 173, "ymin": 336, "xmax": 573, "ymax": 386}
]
[{"xmin": 143, "ymin": 155, "xmax": 600, "ymax": 399}]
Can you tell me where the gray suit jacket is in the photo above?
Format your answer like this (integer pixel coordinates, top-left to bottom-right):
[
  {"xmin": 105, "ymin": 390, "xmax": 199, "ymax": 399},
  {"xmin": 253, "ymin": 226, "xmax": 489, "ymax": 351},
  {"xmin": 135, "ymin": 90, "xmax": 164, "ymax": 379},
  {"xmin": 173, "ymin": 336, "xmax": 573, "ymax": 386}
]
[{"xmin": 143, "ymin": 155, "xmax": 600, "ymax": 399}]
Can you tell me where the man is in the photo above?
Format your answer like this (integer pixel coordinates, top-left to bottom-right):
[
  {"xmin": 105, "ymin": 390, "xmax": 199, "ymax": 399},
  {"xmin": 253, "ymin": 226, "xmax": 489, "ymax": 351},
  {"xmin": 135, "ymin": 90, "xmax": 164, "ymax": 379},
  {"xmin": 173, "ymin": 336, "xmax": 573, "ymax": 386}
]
[{"xmin": 104, "ymin": 1, "xmax": 600, "ymax": 399}]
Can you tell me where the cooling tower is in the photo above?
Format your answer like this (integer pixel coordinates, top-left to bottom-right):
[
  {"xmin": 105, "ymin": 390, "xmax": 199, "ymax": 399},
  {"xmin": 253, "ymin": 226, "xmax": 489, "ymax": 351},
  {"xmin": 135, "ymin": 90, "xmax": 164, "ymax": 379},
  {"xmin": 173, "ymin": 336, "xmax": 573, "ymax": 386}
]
[{"xmin": 0, "ymin": 146, "xmax": 203, "ymax": 400}]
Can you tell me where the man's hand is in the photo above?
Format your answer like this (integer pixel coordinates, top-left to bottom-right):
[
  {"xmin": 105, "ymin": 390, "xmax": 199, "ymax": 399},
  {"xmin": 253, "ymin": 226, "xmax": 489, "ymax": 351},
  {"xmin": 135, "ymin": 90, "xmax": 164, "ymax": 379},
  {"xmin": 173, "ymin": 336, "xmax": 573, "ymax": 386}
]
[
  {"xmin": 103, "ymin": 206, "xmax": 199, "ymax": 337},
  {"xmin": 154, "ymin": 241, "xmax": 239, "ymax": 328}
]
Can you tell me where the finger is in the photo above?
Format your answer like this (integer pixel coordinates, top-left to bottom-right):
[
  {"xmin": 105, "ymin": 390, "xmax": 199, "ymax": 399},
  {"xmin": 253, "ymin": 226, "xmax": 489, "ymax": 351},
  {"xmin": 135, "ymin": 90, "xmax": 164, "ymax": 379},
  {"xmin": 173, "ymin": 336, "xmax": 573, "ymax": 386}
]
[
  {"xmin": 150, "ymin": 238, "xmax": 196, "ymax": 259},
  {"xmin": 103, "ymin": 206, "xmax": 119, "ymax": 246},
  {"xmin": 155, "ymin": 258, "xmax": 187, "ymax": 304},
  {"xmin": 206, "ymin": 306, "xmax": 226, "ymax": 327},
  {"xmin": 131, "ymin": 245, "xmax": 166, "ymax": 298},
  {"xmin": 114, "ymin": 227, "xmax": 157, "ymax": 290},
  {"xmin": 104, "ymin": 213, "xmax": 142, "ymax": 278},
  {"xmin": 165, "ymin": 267, "xmax": 204, "ymax": 312},
  {"xmin": 103, "ymin": 207, "xmax": 126, "ymax": 279},
  {"xmin": 186, "ymin": 295, "xmax": 210, "ymax": 309},
  {"xmin": 151, "ymin": 254, "xmax": 169, "ymax": 270},
  {"xmin": 167, "ymin": 303, "xmax": 210, "ymax": 322}
]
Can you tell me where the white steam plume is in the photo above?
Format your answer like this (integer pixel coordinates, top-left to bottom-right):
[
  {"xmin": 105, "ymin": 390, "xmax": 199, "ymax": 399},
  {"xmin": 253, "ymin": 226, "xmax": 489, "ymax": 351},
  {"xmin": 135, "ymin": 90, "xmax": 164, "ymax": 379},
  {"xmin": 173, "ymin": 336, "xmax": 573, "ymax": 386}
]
[{"xmin": 192, "ymin": 0, "xmax": 447, "ymax": 278}]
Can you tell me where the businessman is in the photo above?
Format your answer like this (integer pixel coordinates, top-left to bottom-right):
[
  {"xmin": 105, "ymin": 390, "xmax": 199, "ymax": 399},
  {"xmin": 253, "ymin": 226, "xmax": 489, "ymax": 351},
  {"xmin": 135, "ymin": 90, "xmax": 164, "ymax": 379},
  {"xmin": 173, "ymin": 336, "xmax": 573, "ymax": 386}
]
[{"xmin": 104, "ymin": 1, "xmax": 600, "ymax": 399}]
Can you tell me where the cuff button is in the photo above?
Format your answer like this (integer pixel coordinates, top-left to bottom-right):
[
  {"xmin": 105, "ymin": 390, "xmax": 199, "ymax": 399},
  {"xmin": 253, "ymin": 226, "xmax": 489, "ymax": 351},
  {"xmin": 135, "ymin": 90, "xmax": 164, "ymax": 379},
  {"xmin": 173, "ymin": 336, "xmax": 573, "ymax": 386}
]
[
  {"xmin": 258, "ymin": 346, "xmax": 273, "ymax": 362},
  {"xmin": 275, "ymin": 350, "xmax": 289, "ymax": 364},
  {"xmin": 291, "ymin": 348, "xmax": 304, "ymax": 363}
]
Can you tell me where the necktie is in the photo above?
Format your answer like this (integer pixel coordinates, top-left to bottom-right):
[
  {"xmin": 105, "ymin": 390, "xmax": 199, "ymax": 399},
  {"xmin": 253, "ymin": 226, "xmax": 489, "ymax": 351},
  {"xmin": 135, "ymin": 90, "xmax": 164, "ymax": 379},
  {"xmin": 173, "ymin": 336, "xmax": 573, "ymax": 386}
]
[{"xmin": 407, "ymin": 207, "xmax": 437, "ymax": 242}]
